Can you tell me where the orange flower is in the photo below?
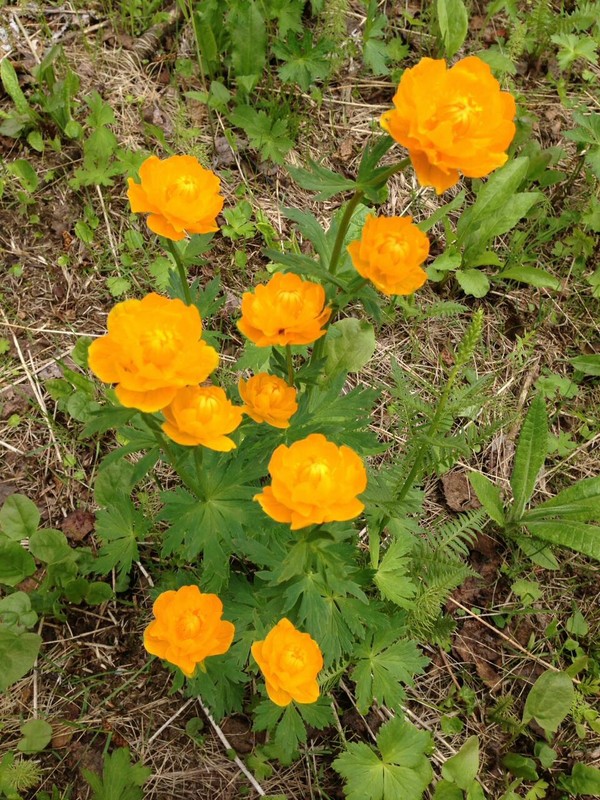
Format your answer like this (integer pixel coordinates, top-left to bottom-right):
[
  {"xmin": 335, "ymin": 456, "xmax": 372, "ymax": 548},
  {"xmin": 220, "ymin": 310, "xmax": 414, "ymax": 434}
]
[
  {"xmin": 239, "ymin": 373, "xmax": 298, "ymax": 429},
  {"xmin": 348, "ymin": 214, "xmax": 430, "ymax": 296},
  {"xmin": 143, "ymin": 585, "xmax": 235, "ymax": 677},
  {"xmin": 127, "ymin": 155, "xmax": 224, "ymax": 241},
  {"xmin": 252, "ymin": 618, "xmax": 323, "ymax": 706},
  {"xmin": 254, "ymin": 433, "xmax": 367, "ymax": 530},
  {"xmin": 238, "ymin": 273, "xmax": 331, "ymax": 347},
  {"xmin": 88, "ymin": 293, "xmax": 219, "ymax": 412},
  {"xmin": 380, "ymin": 56, "xmax": 516, "ymax": 194},
  {"xmin": 162, "ymin": 385, "xmax": 243, "ymax": 450}
]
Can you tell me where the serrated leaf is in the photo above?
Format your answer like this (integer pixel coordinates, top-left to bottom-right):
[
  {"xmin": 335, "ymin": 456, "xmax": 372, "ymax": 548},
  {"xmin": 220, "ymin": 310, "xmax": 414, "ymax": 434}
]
[
  {"xmin": 456, "ymin": 269, "xmax": 490, "ymax": 297},
  {"xmin": 273, "ymin": 32, "xmax": 332, "ymax": 91},
  {"xmin": 374, "ymin": 538, "xmax": 417, "ymax": 607},
  {"xmin": 287, "ymin": 160, "xmax": 357, "ymax": 201},
  {"xmin": 525, "ymin": 520, "xmax": 600, "ymax": 560},
  {"xmin": 228, "ymin": 106, "xmax": 293, "ymax": 164},
  {"xmin": 510, "ymin": 395, "xmax": 547, "ymax": 519}
]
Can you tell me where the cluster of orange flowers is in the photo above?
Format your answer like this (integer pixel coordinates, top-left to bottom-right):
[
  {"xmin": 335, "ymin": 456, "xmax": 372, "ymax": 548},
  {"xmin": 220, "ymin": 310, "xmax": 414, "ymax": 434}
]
[
  {"xmin": 144, "ymin": 585, "xmax": 322, "ymax": 707},
  {"xmin": 91, "ymin": 54, "xmax": 516, "ymax": 704}
]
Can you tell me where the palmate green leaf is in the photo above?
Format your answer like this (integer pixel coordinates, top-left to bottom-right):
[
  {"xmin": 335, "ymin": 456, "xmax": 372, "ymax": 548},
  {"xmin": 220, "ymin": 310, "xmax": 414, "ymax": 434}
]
[
  {"xmin": 510, "ymin": 394, "xmax": 547, "ymax": 520},
  {"xmin": 94, "ymin": 500, "xmax": 149, "ymax": 581},
  {"xmin": 186, "ymin": 650, "xmax": 248, "ymax": 718},
  {"xmin": 273, "ymin": 704, "xmax": 307, "ymax": 755},
  {"xmin": 525, "ymin": 520, "xmax": 600, "ymax": 560},
  {"xmin": 228, "ymin": 106, "xmax": 293, "ymax": 164},
  {"xmin": 333, "ymin": 718, "xmax": 433, "ymax": 800},
  {"xmin": 352, "ymin": 631, "xmax": 429, "ymax": 713},
  {"xmin": 374, "ymin": 538, "xmax": 417, "ymax": 607},
  {"xmin": 524, "ymin": 475, "xmax": 600, "ymax": 523},
  {"xmin": 272, "ymin": 32, "xmax": 332, "ymax": 92},
  {"xmin": 83, "ymin": 747, "xmax": 151, "ymax": 800},
  {"xmin": 287, "ymin": 160, "xmax": 357, "ymax": 201},
  {"xmin": 267, "ymin": 0, "xmax": 304, "ymax": 36}
]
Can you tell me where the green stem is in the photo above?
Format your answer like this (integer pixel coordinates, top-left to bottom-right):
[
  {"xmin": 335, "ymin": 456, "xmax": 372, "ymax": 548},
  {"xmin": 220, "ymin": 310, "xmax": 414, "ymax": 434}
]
[
  {"xmin": 328, "ymin": 190, "xmax": 364, "ymax": 277},
  {"xmin": 285, "ymin": 344, "xmax": 295, "ymax": 387},
  {"xmin": 166, "ymin": 239, "xmax": 193, "ymax": 305},
  {"xmin": 145, "ymin": 415, "xmax": 197, "ymax": 494}
]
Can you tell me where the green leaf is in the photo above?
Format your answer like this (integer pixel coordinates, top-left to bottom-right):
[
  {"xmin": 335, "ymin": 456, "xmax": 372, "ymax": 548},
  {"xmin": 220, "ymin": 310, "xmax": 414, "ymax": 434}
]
[
  {"xmin": 442, "ymin": 736, "xmax": 480, "ymax": 789},
  {"xmin": 83, "ymin": 747, "xmax": 151, "ymax": 800},
  {"xmin": 229, "ymin": 1, "xmax": 267, "ymax": 78},
  {"xmin": 510, "ymin": 395, "xmax": 547, "ymax": 520},
  {"xmin": 559, "ymin": 763, "xmax": 600, "ymax": 795},
  {"xmin": 525, "ymin": 520, "xmax": 600, "ymax": 560},
  {"xmin": 1, "ymin": 58, "xmax": 33, "ymax": 116},
  {"xmin": 273, "ymin": 704, "xmax": 307, "ymax": 756},
  {"xmin": 0, "ymin": 494, "xmax": 40, "ymax": 539},
  {"xmin": 273, "ymin": 32, "xmax": 332, "ymax": 91},
  {"xmin": 228, "ymin": 106, "xmax": 293, "ymax": 164},
  {"xmin": 0, "ymin": 542, "xmax": 36, "ymax": 586},
  {"xmin": 469, "ymin": 473, "xmax": 505, "ymax": 525},
  {"xmin": 524, "ymin": 475, "xmax": 600, "ymax": 523},
  {"xmin": 18, "ymin": 719, "xmax": 53, "ymax": 753},
  {"xmin": 333, "ymin": 718, "xmax": 433, "ymax": 800},
  {"xmin": 513, "ymin": 534, "xmax": 559, "ymax": 570},
  {"xmin": 437, "ymin": 0, "xmax": 468, "ymax": 57},
  {"xmin": 0, "ymin": 592, "xmax": 38, "ymax": 632},
  {"xmin": 570, "ymin": 354, "xmax": 600, "ymax": 376},
  {"xmin": 498, "ymin": 266, "xmax": 561, "ymax": 290},
  {"xmin": 0, "ymin": 627, "xmax": 42, "ymax": 690},
  {"xmin": 456, "ymin": 269, "xmax": 490, "ymax": 297},
  {"xmin": 352, "ymin": 632, "xmax": 428, "ymax": 713},
  {"xmin": 502, "ymin": 753, "xmax": 539, "ymax": 781},
  {"xmin": 29, "ymin": 529, "xmax": 73, "ymax": 564},
  {"xmin": 432, "ymin": 780, "xmax": 464, "ymax": 800},
  {"xmin": 85, "ymin": 582, "xmax": 114, "ymax": 604},
  {"xmin": 522, "ymin": 670, "xmax": 574, "ymax": 736},
  {"xmin": 287, "ymin": 160, "xmax": 357, "ymax": 201},
  {"xmin": 374, "ymin": 538, "xmax": 417, "ymax": 607},
  {"xmin": 323, "ymin": 318, "xmax": 376, "ymax": 378},
  {"xmin": 94, "ymin": 501, "xmax": 149, "ymax": 581}
]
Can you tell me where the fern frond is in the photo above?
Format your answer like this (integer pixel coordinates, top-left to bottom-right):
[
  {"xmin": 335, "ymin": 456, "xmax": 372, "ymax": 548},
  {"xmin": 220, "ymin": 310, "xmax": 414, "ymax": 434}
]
[{"xmin": 424, "ymin": 509, "xmax": 487, "ymax": 560}]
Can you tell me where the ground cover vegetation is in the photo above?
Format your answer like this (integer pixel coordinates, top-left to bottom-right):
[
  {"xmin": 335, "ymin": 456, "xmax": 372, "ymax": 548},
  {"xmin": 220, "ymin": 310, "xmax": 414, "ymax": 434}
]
[{"xmin": 0, "ymin": 0, "xmax": 599, "ymax": 798}]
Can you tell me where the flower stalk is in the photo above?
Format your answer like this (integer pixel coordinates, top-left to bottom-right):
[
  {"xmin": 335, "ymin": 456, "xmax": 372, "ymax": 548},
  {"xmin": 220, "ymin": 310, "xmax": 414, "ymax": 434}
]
[{"xmin": 166, "ymin": 239, "xmax": 193, "ymax": 306}]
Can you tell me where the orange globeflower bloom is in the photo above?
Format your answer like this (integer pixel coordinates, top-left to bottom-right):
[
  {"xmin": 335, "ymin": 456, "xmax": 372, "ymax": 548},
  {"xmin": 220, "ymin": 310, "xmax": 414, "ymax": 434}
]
[
  {"xmin": 162, "ymin": 385, "xmax": 243, "ymax": 450},
  {"xmin": 381, "ymin": 56, "xmax": 516, "ymax": 194},
  {"xmin": 238, "ymin": 273, "xmax": 331, "ymax": 347},
  {"xmin": 127, "ymin": 154, "xmax": 224, "ymax": 241},
  {"xmin": 348, "ymin": 214, "xmax": 430, "ymax": 296},
  {"xmin": 143, "ymin": 585, "xmax": 235, "ymax": 677},
  {"xmin": 252, "ymin": 618, "xmax": 323, "ymax": 706},
  {"xmin": 255, "ymin": 433, "xmax": 367, "ymax": 530},
  {"xmin": 239, "ymin": 373, "xmax": 298, "ymax": 429},
  {"xmin": 88, "ymin": 293, "xmax": 219, "ymax": 413}
]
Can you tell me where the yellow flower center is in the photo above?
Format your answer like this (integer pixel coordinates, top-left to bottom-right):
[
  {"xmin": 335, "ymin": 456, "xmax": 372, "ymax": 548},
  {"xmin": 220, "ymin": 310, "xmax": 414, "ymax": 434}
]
[
  {"xmin": 176, "ymin": 609, "xmax": 203, "ymax": 639},
  {"xmin": 197, "ymin": 395, "xmax": 219, "ymax": 415},
  {"xmin": 381, "ymin": 237, "xmax": 409, "ymax": 261},
  {"xmin": 141, "ymin": 328, "xmax": 178, "ymax": 359},
  {"xmin": 168, "ymin": 175, "xmax": 199, "ymax": 199},
  {"xmin": 302, "ymin": 460, "xmax": 330, "ymax": 483},
  {"xmin": 438, "ymin": 95, "xmax": 482, "ymax": 133},
  {"xmin": 282, "ymin": 645, "xmax": 306, "ymax": 672},
  {"xmin": 278, "ymin": 290, "xmax": 303, "ymax": 314}
]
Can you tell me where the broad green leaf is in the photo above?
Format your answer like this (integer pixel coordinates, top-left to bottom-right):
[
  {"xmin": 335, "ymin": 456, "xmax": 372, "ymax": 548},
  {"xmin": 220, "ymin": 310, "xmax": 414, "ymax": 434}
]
[
  {"xmin": 456, "ymin": 269, "xmax": 490, "ymax": 298},
  {"xmin": 273, "ymin": 32, "xmax": 332, "ymax": 91},
  {"xmin": 463, "ymin": 193, "xmax": 543, "ymax": 261},
  {"xmin": 377, "ymin": 718, "xmax": 432, "ymax": 767},
  {"xmin": 29, "ymin": 529, "xmax": 72, "ymax": 564},
  {"xmin": 0, "ymin": 542, "xmax": 36, "ymax": 586},
  {"xmin": 229, "ymin": 1, "xmax": 266, "ymax": 77},
  {"xmin": 501, "ymin": 753, "xmax": 539, "ymax": 781},
  {"xmin": 442, "ymin": 736, "xmax": 479, "ymax": 790},
  {"xmin": 287, "ymin": 160, "xmax": 357, "ymax": 201},
  {"xmin": 498, "ymin": 266, "xmax": 560, "ymax": 290},
  {"xmin": 571, "ymin": 354, "xmax": 600, "ymax": 376},
  {"xmin": 0, "ymin": 627, "xmax": 42, "ymax": 690},
  {"xmin": 1, "ymin": 58, "xmax": 32, "ymax": 115},
  {"xmin": 0, "ymin": 494, "xmax": 40, "ymax": 539},
  {"xmin": 510, "ymin": 395, "xmax": 547, "ymax": 520},
  {"xmin": 525, "ymin": 520, "xmax": 600, "ymax": 561},
  {"xmin": 524, "ymin": 475, "xmax": 600, "ymax": 523},
  {"xmin": 437, "ymin": 0, "xmax": 468, "ymax": 57},
  {"xmin": 469, "ymin": 473, "xmax": 505, "ymax": 525},
  {"xmin": 374, "ymin": 538, "xmax": 417, "ymax": 607},
  {"xmin": 457, "ymin": 158, "xmax": 530, "ymax": 242},
  {"xmin": 559, "ymin": 763, "xmax": 600, "ymax": 795},
  {"xmin": 0, "ymin": 592, "xmax": 38, "ymax": 632},
  {"xmin": 513, "ymin": 534, "xmax": 559, "ymax": 570},
  {"xmin": 18, "ymin": 719, "xmax": 53, "ymax": 753},
  {"xmin": 323, "ymin": 318, "xmax": 376, "ymax": 378},
  {"xmin": 522, "ymin": 670, "xmax": 574, "ymax": 735},
  {"xmin": 85, "ymin": 582, "xmax": 114, "ymax": 604},
  {"xmin": 432, "ymin": 780, "xmax": 463, "ymax": 799}
]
